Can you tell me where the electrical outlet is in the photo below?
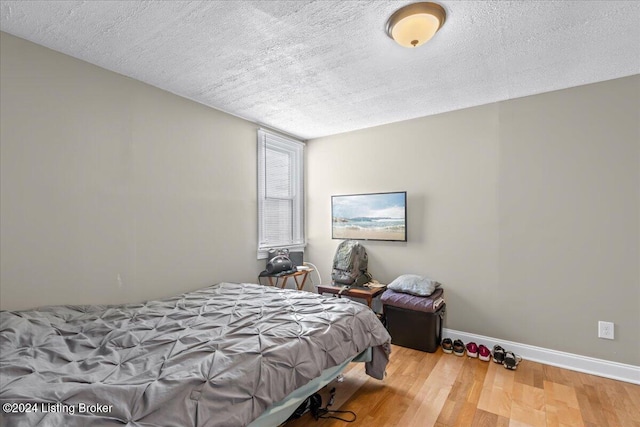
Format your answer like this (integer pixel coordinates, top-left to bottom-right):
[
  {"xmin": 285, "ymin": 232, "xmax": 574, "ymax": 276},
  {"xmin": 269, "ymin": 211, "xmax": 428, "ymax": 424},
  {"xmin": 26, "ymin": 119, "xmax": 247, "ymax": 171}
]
[{"xmin": 598, "ymin": 321, "xmax": 614, "ymax": 340}]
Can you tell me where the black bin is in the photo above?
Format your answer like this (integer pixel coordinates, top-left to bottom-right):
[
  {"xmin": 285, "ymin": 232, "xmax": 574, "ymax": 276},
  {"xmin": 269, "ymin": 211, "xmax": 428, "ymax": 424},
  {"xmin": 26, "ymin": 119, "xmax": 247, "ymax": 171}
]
[{"xmin": 384, "ymin": 303, "xmax": 445, "ymax": 353}]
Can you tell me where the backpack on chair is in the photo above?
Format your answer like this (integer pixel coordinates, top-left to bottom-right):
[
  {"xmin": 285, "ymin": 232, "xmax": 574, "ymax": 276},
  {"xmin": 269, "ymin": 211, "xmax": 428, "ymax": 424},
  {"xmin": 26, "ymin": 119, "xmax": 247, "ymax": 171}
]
[{"xmin": 331, "ymin": 240, "xmax": 371, "ymax": 287}]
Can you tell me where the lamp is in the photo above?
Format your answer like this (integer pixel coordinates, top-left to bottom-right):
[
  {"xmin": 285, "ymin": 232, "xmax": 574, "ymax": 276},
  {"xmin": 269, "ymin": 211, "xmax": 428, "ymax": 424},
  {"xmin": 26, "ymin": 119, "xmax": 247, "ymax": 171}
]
[{"xmin": 385, "ymin": 2, "xmax": 446, "ymax": 48}]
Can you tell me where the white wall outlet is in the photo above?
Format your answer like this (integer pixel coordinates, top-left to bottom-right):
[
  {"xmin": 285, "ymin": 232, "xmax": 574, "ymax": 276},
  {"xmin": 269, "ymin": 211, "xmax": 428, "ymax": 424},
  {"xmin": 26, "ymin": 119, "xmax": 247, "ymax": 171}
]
[{"xmin": 598, "ymin": 321, "xmax": 614, "ymax": 340}]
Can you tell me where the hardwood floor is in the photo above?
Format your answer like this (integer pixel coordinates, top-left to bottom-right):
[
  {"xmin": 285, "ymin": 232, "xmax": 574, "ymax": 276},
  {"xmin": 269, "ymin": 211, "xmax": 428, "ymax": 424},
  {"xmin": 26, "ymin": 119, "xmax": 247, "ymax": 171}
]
[{"xmin": 284, "ymin": 345, "xmax": 640, "ymax": 427}]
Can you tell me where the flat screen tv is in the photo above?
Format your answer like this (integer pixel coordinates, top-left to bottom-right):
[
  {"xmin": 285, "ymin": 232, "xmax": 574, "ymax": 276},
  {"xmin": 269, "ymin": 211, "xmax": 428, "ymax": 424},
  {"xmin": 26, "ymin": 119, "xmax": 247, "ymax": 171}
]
[{"xmin": 332, "ymin": 191, "xmax": 407, "ymax": 242}]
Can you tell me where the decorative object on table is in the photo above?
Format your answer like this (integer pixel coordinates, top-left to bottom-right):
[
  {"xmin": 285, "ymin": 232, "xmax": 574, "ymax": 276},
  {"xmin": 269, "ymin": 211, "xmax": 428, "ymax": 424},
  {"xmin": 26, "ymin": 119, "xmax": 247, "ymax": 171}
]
[{"xmin": 265, "ymin": 248, "xmax": 294, "ymax": 275}]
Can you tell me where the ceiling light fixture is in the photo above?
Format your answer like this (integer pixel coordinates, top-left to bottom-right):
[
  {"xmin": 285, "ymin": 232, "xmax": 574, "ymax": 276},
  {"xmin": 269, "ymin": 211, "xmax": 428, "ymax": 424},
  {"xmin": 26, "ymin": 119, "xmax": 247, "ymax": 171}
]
[{"xmin": 386, "ymin": 2, "xmax": 446, "ymax": 48}]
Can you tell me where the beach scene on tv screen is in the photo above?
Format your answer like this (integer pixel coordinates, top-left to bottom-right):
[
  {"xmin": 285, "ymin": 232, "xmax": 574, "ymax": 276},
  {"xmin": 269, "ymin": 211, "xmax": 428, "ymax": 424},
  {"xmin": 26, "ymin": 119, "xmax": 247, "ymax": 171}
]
[{"xmin": 332, "ymin": 192, "xmax": 406, "ymax": 241}]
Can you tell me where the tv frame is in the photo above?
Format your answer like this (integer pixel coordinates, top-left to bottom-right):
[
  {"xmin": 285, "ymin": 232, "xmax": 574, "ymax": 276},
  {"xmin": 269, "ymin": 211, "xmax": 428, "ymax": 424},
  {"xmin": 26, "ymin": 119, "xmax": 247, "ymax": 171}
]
[{"xmin": 331, "ymin": 191, "xmax": 407, "ymax": 242}]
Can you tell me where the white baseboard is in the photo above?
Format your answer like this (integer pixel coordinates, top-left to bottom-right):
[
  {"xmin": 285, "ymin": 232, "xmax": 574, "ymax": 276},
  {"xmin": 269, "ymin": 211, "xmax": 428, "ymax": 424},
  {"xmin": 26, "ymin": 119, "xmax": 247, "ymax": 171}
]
[{"xmin": 443, "ymin": 328, "xmax": 640, "ymax": 385}]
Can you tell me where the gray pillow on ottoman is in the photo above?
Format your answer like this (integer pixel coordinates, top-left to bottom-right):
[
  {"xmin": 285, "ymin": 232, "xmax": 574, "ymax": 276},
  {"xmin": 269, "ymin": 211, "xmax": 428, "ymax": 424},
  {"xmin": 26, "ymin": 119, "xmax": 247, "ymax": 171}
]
[{"xmin": 387, "ymin": 274, "xmax": 441, "ymax": 297}]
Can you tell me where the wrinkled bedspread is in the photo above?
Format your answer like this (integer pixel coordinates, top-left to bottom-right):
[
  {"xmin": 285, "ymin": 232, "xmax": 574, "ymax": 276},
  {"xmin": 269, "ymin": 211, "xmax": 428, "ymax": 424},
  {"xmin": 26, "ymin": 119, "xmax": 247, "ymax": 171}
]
[{"xmin": 0, "ymin": 283, "xmax": 391, "ymax": 427}]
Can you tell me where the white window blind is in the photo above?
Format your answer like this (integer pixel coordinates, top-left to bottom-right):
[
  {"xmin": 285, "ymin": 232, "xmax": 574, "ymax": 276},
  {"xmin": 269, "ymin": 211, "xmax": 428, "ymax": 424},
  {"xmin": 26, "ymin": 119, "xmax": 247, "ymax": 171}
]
[{"xmin": 257, "ymin": 129, "xmax": 304, "ymax": 258}]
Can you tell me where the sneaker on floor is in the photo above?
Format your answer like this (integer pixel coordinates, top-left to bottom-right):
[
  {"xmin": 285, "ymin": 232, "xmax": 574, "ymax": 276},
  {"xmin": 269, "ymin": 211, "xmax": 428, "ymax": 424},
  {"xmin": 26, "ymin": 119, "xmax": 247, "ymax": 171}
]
[
  {"xmin": 466, "ymin": 342, "xmax": 478, "ymax": 358},
  {"xmin": 492, "ymin": 345, "xmax": 506, "ymax": 364},
  {"xmin": 453, "ymin": 339, "xmax": 465, "ymax": 357},
  {"xmin": 441, "ymin": 338, "xmax": 453, "ymax": 354},
  {"xmin": 478, "ymin": 345, "xmax": 491, "ymax": 362},
  {"xmin": 503, "ymin": 351, "xmax": 522, "ymax": 370}
]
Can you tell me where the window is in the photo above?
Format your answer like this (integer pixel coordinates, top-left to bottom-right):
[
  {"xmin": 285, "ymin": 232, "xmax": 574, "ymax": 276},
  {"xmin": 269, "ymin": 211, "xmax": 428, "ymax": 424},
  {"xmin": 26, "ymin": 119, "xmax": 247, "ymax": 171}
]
[{"xmin": 257, "ymin": 129, "xmax": 304, "ymax": 258}]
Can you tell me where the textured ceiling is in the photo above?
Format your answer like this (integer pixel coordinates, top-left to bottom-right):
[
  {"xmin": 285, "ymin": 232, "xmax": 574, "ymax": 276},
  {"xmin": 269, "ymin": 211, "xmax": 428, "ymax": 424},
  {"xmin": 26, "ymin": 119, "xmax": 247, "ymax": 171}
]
[{"xmin": 1, "ymin": 1, "xmax": 639, "ymax": 139}]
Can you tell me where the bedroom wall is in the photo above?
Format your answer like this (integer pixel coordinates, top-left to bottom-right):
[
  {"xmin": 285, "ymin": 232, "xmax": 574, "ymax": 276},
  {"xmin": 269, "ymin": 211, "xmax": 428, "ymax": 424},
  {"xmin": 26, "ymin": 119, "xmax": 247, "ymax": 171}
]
[
  {"xmin": 306, "ymin": 75, "xmax": 640, "ymax": 366},
  {"xmin": 0, "ymin": 32, "xmax": 266, "ymax": 310},
  {"xmin": 2, "ymin": 30, "xmax": 638, "ymax": 367}
]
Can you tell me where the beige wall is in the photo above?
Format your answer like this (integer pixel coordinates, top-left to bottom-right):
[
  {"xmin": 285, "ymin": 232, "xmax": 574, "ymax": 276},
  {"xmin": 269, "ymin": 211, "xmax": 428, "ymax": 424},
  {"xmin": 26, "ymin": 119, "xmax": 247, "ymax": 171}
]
[
  {"xmin": 306, "ymin": 76, "xmax": 640, "ymax": 365},
  {"xmin": 2, "ymin": 31, "xmax": 638, "ymax": 366},
  {"xmin": 0, "ymin": 33, "xmax": 266, "ymax": 310}
]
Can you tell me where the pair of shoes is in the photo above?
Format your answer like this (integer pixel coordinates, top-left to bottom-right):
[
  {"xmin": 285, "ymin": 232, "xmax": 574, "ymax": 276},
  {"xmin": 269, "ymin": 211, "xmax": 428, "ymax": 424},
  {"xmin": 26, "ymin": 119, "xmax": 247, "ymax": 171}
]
[
  {"xmin": 503, "ymin": 351, "xmax": 522, "ymax": 370},
  {"xmin": 444, "ymin": 338, "xmax": 485, "ymax": 359},
  {"xmin": 453, "ymin": 339, "xmax": 465, "ymax": 356},
  {"xmin": 442, "ymin": 338, "xmax": 453, "ymax": 354},
  {"xmin": 442, "ymin": 338, "xmax": 465, "ymax": 356},
  {"xmin": 493, "ymin": 345, "xmax": 522, "ymax": 369},
  {"xmin": 466, "ymin": 342, "xmax": 491, "ymax": 361}
]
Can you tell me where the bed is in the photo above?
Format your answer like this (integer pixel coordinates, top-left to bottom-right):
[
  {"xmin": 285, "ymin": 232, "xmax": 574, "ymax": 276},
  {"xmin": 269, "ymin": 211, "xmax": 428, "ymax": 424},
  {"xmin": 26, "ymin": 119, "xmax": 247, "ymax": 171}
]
[{"xmin": 0, "ymin": 282, "xmax": 391, "ymax": 426}]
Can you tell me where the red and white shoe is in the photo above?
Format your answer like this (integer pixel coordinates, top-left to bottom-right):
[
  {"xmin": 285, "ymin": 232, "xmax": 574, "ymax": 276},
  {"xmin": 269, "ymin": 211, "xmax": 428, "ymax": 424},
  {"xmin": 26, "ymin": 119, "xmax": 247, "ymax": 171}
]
[
  {"xmin": 466, "ymin": 342, "xmax": 478, "ymax": 358},
  {"xmin": 478, "ymin": 345, "xmax": 491, "ymax": 361}
]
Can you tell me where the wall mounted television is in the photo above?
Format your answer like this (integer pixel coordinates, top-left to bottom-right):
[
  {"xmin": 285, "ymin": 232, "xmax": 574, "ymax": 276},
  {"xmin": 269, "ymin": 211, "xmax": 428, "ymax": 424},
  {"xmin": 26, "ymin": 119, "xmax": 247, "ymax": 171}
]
[{"xmin": 331, "ymin": 191, "xmax": 407, "ymax": 242}]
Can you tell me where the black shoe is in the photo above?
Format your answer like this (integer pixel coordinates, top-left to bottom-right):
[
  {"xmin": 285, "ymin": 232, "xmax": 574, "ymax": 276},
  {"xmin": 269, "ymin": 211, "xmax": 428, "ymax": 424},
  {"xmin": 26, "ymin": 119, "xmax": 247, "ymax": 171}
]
[
  {"xmin": 503, "ymin": 351, "xmax": 522, "ymax": 370},
  {"xmin": 453, "ymin": 339, "xmax": 465, "ymax": 356},
  {"xmin": 492, "ymin": 345, "xmax": 505, "ymax": 364},
  {"xmin": 442, "ymin": 338, "xmax": 453, "ymax": 354}
]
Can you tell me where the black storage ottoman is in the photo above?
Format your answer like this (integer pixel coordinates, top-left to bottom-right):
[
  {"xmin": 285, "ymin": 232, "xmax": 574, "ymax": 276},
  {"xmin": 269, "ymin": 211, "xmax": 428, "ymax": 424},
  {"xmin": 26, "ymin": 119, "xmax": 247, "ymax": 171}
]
[{"xmin": 381, "ymin": 288, "xmax": 445, "ymax": 353}]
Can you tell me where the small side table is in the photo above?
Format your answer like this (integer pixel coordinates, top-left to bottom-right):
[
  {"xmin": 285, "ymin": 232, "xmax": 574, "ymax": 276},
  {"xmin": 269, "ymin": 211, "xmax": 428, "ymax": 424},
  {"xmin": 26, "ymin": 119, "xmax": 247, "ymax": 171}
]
[
  {"xmin": 259, "ymin": 268, "xmax": 314, "ymax": 291},
  {"xmin": 317, "ymin": 284, "xmax": 386, "ymax": 308}
]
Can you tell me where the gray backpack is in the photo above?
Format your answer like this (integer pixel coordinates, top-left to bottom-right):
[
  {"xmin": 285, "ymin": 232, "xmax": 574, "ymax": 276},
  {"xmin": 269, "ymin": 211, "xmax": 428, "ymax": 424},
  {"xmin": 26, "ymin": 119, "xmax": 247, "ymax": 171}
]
[{"xmin": 331, "ymin": 240, "xmax": 371, "ymax": 287}]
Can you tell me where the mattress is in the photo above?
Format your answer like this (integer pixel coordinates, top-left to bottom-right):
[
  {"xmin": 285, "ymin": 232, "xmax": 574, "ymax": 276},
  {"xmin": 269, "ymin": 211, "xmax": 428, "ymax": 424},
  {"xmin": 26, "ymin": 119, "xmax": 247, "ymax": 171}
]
[{"xmin": 0, "ymin": 282, "xmax": 391, "ymax": 427}]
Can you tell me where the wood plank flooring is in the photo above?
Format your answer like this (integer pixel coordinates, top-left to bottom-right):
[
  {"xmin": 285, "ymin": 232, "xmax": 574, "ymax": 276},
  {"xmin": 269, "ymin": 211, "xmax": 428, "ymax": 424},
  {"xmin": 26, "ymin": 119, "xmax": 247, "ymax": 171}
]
[{"xmin": 284, "ymin": 345, "xmax": 640, "ymax": 427}]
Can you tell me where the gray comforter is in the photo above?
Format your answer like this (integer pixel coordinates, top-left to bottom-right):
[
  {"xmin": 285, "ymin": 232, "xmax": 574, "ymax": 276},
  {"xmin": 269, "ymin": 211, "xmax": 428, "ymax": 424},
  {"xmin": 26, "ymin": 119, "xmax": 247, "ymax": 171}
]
[{"xmin": 0, "ymin": 283, "xmax": 391, "ymax": 427}]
